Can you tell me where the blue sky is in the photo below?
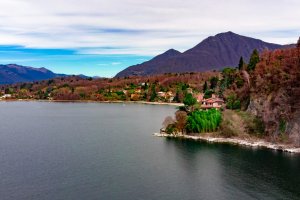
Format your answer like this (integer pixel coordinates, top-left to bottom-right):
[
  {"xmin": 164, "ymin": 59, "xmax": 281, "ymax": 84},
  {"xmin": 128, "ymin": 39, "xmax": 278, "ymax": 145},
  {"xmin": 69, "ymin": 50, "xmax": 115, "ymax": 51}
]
[
  {"xmin": 0, "ymin": 45, "xmax": 151, "ymax": 77},
  {"xmin": 0, "ymin": 0, "xmax": 299, "ymax": 77}
]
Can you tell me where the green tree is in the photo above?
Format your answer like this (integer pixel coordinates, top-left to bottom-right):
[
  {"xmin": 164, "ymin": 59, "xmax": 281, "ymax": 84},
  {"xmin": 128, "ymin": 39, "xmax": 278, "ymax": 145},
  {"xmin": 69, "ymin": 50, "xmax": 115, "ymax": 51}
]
[
  {"xmin": 226, "ymin": 94, "xmax": 241, "ymax": 110},
  {"xmin": 238, "ymin": 56, "xmax": 244, "ymax": 70},
  {"xmin": 210, "ymin": 77, "xmax": 218, "ymax": 90},
  {"xmin": 149, "ymin": 84, "xmax": 157, "ymax": 102},
  {"xmin": 203, "ymin": 81, "xmax": 208, "ymax": 92},
  {"xmin": 183, "ymin": 93, "xmax": 197, "ymax": 107},
  {"xmin": 204, "ymin": 90, "xmax": 213, "ymax": 99},
  {"xmin": 247, "ymin": 49, "xmax": 259, "ymax": 71}
]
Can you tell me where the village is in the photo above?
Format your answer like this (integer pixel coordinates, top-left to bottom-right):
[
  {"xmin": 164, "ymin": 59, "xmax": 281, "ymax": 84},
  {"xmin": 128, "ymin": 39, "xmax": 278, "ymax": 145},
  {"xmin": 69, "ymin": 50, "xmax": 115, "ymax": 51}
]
[{"xmin": 0, "ymin": 79, "xmax": 225, "ymax": 110}]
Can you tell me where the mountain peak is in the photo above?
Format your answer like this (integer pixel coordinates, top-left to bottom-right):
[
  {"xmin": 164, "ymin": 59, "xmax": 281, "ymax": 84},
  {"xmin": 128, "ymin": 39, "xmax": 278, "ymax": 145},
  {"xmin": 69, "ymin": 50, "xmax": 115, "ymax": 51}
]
[
  {"xmin": 160, "ymin": 48, "xmax": 181, "ymax": 57},
  {"xmin": 212, "ymin": 31, "xmax": 241, "ymax": 39},
  {"xmin": 115, "ymin": 32, "xmax": 284, "ymax": 77},
  {"xmin": 165, "ymin": 48, "xmax": 181, "ymax": 54},
  {"xmin": 152, "ymin": 48, "xmax": 181, "ymax": 61}
]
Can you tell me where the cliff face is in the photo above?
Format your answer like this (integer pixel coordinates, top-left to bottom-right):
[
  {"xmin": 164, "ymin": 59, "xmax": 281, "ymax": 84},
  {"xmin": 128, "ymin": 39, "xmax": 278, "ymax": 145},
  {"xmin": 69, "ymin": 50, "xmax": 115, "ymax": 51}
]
[{"xmin": 246, "ymin": 48, "xmax": 300, "ymax": 146}]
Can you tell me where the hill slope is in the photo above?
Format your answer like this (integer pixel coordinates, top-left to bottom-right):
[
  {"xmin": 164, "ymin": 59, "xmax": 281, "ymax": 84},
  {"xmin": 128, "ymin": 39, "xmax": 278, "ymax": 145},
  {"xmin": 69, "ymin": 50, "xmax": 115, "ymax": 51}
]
[
  {"xmin": 116, "ymin": 32, "xmax": 284, "ymax": 77},
  {"xmin": 0, "ymin": 64, "xmax": 64, "ymax": 84}
]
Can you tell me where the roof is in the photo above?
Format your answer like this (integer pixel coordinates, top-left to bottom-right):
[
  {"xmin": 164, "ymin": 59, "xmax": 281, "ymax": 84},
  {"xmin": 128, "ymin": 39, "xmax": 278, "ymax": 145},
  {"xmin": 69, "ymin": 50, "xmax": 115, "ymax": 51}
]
[{"xmin": 202, "ymin": 97, "xmax": 224, "ymax": 103}]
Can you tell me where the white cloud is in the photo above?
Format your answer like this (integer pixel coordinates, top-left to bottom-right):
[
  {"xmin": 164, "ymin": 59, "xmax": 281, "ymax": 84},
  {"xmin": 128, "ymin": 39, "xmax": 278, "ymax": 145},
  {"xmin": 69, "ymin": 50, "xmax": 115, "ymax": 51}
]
[
  {"xmin": 111, "ymin": 62, "xmax": 122, "ymax": 65},
  {"xmin": 0, "ymin": 0, "xmax": 299, "ymax": 55}
]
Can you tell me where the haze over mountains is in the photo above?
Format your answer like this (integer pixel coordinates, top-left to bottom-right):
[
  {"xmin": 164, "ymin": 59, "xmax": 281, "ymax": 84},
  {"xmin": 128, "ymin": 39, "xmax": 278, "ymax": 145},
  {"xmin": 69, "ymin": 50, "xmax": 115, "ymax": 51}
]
[{"xmin": 115, "ymin": 32, "xmax": 289, "ymax": 77}]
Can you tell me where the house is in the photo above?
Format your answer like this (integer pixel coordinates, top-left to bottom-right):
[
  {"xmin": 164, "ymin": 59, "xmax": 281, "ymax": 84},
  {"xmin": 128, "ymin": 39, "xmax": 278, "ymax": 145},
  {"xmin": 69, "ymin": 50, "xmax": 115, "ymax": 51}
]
[
  {"xmin": 122, "ymin": 90, "xmax": 128, "ymax": 95},
  {"xmin": 0, "ymin": 94, "xmax": 12, "ymax": 99},
  {"xmin": 166, "ymin": 91, "xmax": 175, "ymax": 102},
  {"xmin": 134, "ymin": 89, "xmax": 142, "ymax": 94},
  {"xmin": 157, "ymin": 92, "xmax": 166, "ymax": 98},
  {"xmin": 201, "ymin": 96, "xmax": 224, "ymax": 109}
]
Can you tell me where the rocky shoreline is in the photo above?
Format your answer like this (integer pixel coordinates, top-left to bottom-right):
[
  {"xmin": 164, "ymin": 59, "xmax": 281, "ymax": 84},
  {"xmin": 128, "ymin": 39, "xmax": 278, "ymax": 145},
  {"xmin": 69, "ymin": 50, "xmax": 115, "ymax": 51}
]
[{"xmin": 153, "ymin": 133, "xmax": 300, "ymax": 154}]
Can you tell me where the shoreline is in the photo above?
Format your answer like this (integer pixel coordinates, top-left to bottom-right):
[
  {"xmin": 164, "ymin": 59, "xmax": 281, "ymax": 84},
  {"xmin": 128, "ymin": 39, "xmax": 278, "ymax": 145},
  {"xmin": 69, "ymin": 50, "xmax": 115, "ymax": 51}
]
[
  {"xmin": 0, "ymin": 99, "xmax": 183, "ymax": 106},
  {"xmin": 153, "ymin": 133, "xmax": 300, "ymax": 154}
]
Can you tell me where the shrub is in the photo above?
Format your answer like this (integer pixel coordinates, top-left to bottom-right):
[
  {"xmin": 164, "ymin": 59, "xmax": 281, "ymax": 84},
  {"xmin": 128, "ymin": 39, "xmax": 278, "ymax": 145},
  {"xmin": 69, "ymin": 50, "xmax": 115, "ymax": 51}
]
[{"xmin": 220, "ymin": 119, "xmax": 237, "ymax": 137}]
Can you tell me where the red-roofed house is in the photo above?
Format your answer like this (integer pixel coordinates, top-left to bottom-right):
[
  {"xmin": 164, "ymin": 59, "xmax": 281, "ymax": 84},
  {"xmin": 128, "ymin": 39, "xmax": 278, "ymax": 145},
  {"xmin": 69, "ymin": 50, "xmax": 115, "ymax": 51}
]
[{"xmin": 201, "ymin": 96, "xmax": 224, "ymax": 110}]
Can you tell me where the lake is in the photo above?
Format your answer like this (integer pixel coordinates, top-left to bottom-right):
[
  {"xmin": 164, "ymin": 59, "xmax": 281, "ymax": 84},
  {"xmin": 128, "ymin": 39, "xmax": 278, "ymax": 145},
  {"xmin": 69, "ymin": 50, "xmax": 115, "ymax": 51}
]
[{"xmin": 0, "ymin": 102, "xmax": 299, "ymax": 200}]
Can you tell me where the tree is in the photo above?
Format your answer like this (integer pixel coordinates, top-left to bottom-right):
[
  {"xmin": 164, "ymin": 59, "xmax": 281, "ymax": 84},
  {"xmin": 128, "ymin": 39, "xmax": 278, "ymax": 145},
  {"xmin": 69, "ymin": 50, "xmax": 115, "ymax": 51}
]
[
  {"xmin": 238, "ymin": 56, "xmax": 244, "ymax": 70},
  {"xmin": 183, "ymin": 93, "xmax": 197, "ymax": 107},
  {"xmin": 247, "ymin": 49, "xmax": 260, "ymax": 71},
  {"xmin": 175, "ymin": 111, "xmax": 187, "ymax": 134},
  {"xmin": 162, "ymin": 116, "xmax": 175, "ymax": 129},
  {"xmin": 210, "ymin": 77, "xmax": 219, "ymax": 90},
  {"xmin": 203, "ymin": 81, "xmax": 208, "ymax": 92},
  {"xmin": 149, "ymin": 84, "xmax": 157, "ymax": 102}
]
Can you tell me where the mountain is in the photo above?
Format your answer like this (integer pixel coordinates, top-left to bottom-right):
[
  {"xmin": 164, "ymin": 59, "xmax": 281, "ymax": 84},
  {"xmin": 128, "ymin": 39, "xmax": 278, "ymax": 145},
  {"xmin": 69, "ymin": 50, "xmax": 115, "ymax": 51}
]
[
  {"xmin": 115, "ymin": 32, "xmax": 286, "ymax": 77},
  {"xmin": 116, "ymin": 49, "xmax": 181, "ymax": 77},
  {"xmin": 0, "ymin": 64, "xmax": 66, "ymax": 84}
]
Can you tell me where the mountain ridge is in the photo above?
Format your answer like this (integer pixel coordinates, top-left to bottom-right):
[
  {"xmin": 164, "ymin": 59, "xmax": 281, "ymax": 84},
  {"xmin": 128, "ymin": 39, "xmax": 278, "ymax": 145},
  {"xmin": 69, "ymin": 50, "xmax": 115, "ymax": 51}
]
[
  {"xmin": 0, "ymin": 64, "xmax": 66, "ymax": 84},
  {"xmin": 115, "ymin": 32, "xmax": 288, "ymax": 77}
]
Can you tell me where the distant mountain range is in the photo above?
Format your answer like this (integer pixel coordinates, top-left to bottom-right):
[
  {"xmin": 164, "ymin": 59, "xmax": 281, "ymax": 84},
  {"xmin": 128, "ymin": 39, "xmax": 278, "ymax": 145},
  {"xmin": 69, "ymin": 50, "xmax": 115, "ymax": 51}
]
[
  {"xmin": 0, "ymin": 64, "xmax": 100, "ymax": 84},
  {"xmin": 115, "ymin": 31, "xmax": 292, "ymax": 77},
  {"xmin": 0, "ymin": 64, "xmax": 67, "ymax": 84}
]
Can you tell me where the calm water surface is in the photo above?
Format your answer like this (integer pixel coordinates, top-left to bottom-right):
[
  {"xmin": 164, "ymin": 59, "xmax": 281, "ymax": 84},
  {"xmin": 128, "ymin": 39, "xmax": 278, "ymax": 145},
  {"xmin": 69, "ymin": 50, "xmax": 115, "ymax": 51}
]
[{"xmin": 0, "ymin": 102, "xmax": 299, "ymax": 200}]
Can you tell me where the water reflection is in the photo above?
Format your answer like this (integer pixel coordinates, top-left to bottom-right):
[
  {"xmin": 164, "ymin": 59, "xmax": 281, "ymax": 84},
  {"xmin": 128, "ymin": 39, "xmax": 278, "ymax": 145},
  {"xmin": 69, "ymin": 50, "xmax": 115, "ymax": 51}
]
[{"xmin": 163, "ymin": 138, "xmax": 300, "ymax": 200}]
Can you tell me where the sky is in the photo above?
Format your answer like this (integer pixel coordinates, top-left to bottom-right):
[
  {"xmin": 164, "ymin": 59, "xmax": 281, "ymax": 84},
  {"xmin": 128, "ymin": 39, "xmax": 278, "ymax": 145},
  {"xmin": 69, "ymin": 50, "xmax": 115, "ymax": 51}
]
[{"xmin": 0, "ymin": 0, "xmax": 299, "ymax": 77}]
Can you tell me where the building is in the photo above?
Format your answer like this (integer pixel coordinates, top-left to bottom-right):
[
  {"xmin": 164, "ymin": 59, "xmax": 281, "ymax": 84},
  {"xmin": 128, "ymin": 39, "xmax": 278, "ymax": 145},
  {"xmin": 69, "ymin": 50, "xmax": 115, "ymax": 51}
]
[
  {"xmin": 134, "ymin": 89, "xmax": 142, "ymax": 94},
  {"xmin": 0, "ymin": 94, "xmax": 12, "ymax": 99},
  {"xmin": 201, "ymin": 96, "xmax": 224, "ymax": 109},
  {"xmin": 157, "ymin": 92, "xmax": 166, "ymax": 98},
  {"xmin": 166, "ymin": 91, "xmax": 175, "ymax": 102}
]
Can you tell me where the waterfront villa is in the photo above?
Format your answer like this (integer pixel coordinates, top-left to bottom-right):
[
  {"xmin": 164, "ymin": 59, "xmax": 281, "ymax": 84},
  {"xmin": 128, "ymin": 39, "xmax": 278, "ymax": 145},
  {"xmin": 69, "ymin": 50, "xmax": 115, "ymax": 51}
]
[{"xmin": 201, "ymin": 95, "xmax": 224, "ymax": 109}]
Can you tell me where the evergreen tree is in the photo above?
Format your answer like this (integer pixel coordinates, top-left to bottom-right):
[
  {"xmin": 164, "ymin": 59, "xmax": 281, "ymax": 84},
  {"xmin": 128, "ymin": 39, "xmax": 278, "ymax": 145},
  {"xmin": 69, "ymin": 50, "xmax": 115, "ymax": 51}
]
[
  {"xmin": 247, "ymin": 49, "xmax": 259, "ymax": 71},
  {"xmin": 149, "ymin": 84, "xmax": 157, "ymax": 102},
  {"xmin": 203, "ymin": 81, "xmax": 208, "ymax": 92},
  {"xmin": 173, "ymin": 89, "xmax": 180, "ymax": 103},
  {"xmin": 210, "ymin": 77, "xmax": 218, "ymax": 90},
  {"xmin": 238, "ymin": 56, "xmax": 244, "ymax": 70}
]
